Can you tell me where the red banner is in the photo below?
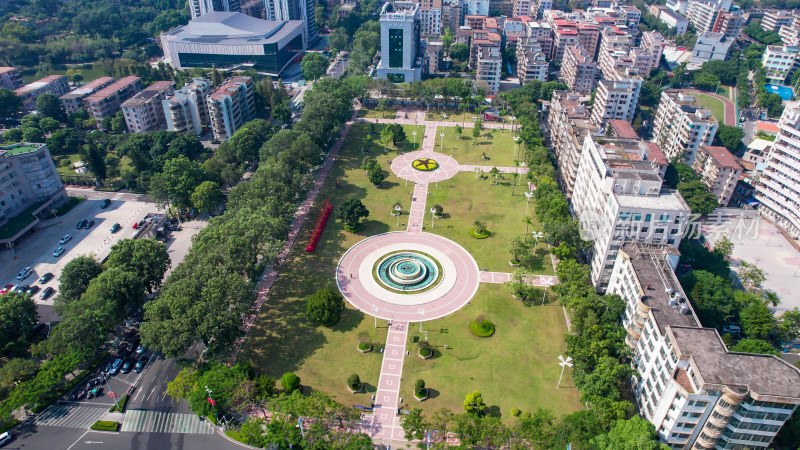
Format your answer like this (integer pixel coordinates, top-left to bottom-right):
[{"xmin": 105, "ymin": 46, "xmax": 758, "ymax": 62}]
[{"xmin": 306, "ymin": 200, "xmax": 332, "ymax": 253}]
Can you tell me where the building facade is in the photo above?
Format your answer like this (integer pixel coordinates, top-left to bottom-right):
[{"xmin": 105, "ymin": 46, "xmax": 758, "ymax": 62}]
[
  {"xmin": 377, "ymin": 2, "xmax": 424, "ymax": 83},
  {"xmin": 121, "ymin": 81, "xmax": 175, "ymax": 134},
  {"xmin": 762, "ymin": 10, "xmax": 795, "ymax": 32},
  {"xmin": 762, "ymin": 45, "xmax": 800, "ymax": 84},
  {"xmin": 692, "ymin": 145, "xmax": 742, "ymax": 206},
  {"xmin": 163, "ymin": 78, "xmax": 212, "ymax": 135},
  {"xmin": 14, "ymin": 75, "xmax": 70, "ymax": 112},
  {"xmin": 517, "ymin": 39, "xmax": 549, "ymax": 84},
  {"xmin": 0, "ymin": 142, "xmax": 66, "ymax": 228},
  {"xmin": 84, "ymin": 76, "xmax": 143, "ymax": 126},
  {"xmin": 264, "ymin": 0, "xmax": 318, "ymax": 44},
  {"xmin": 475, "ymin": 45, "xmax": 502, "ymax": 94},
  {"xmin": 207, "ymin": 76, "xmax": 256, "ymax": 141},
  {"xmin": 756, "ymin": 101, "xmax": 800, "ymax": 239},
  {"xmin": 189, "ymin": 0, "xmax": 240, "ymax": 18},
  {"xmin": 0, "ymin": 67, "xmax": 23, "ymax": 91},
  {"xmin": 59, "ymin": 77, "xmax": 115, "ymax": 115},
  {"xmin": 652, "ymin": 91, "xmax": 719, "ymax": 164},
  {"xmin": 561, "ymin": 45, "xmax": 597, "ymax": 94},
  {"xmin": 590, "ymin": 78, "xmax": 642, "ymax": 127}
]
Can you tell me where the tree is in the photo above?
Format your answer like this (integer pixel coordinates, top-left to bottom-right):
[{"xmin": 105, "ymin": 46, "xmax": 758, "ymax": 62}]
[
  {"xmin": 714, "ymin": 236, "xmax": 734, "ymax": 258},
  {"xmin": 450, "ymin": 43, "xmax": 469, "ymax": 61},
  {"xmin": 35, "ymin": 93, "xmax": 67, "ymax": 122},
  {"xmin": 306, "ymin": 287, "xmax": 345, "ymax": 326},
  {"xmin": 38, "ymin": 117, "xmax": 60, "ymax": 133},
  {"xmin": 301, "ymin": 52, "xmax": 330, "ymax": 81},
  {"xmin": 463, "ymin": 391, "xmax": 487, "ymax": 415},
  {"xmin": 0, "ymin": 88, "xmax": 21, "ymax": 120},
  {"xmin": 0, "ymin": 358, "xmax": 39, "ymax": 391},
  {"xmin": 148, "ymin": 155, "xmax": 205, "ymax": 210},
  {"xmin": 336, "ymin": 198, "xmax": 369, "ymax": 232},
  {"xmin": 730, "ymin": 338, "xmax": 778, "ymax": 355},
  {"xmin": 677, "ymin": 180, "xmax": 719, "ymax": 214},
  {"xmin": 56, "ymin": 256, "xmax": 105, "ymax": 306},
  {"xmin": 106, "ymin": 239, "xmax": 170, "ymax": 293},
  {"xmin": 347, "ymin": 374, "xmax": 361, "ymax": 390},
  {"xmin": 681, "ymin": 270, "xmax": 735, "ymax": 329},
  {"xmin": 692, "ymin": 72, "xmax": 720, "ymax": 91},
  {"xmin": 592, "ymin": 416, "xmax": 668, "ymax": 449},
  {"xmin": 455, "ymin": 124, "xmax": 462, "ymax": 135},
  {"xmin": 739, "ymin": 302, "xmax": 777, "ymax": 340},
  {"xmin": 77, "ymin": 268, "xmax": 145, "ymax": 323},
  {"xmin": 778, "ymin": 308, "xmax": 800, "ymax": 340},
  {"xmin": 389, "ymin": 123, "xmax": 406, "ymax": 147},
  {"xmin": 46, "ymin": 128, "xmax": 83, "ymax": 155},
  {"xmin": 0, "ymin": 293, "xmax": 39, "ymax": 357},
  {"xmin": 255, "ymin": 375, "xmax": 276, "ymax": 401},
  {"xmin": 506, "ymin": 235, "xmax": 526, "ymax": 263},
  {"xmin": 738, "ymin": 261, "xmax": 766, "ymax": 290},
  {"xmin": 281, "ymin": 372, "xmax": 301, "ymax": 394},
  {"xmin": 329, "ymin": 28, "xmax": 348, "ymax": 50},
  {"xmin": 191, "ymin": 180, "xmax": 223, "ymax": 213},
  {"xmin": 367, "ymin": 163, "xmax": 386, "ymax": 186},
  {"xmin": 400, "ymin": 408, "xmax": 429, "ymax": 441},
  {"xmin": 714, "ymin": 124, "xmax": 745, "ymax": 153},
  {"xmin": 638, "ymin": 82, "xmax": 662, "ymax": 108},
  {"xmin": 81, "ymin": 143, "xmax": 107, "ymax": 181},
  {"xmin": 378, "ymin": 125, "xmax": 393, "ymax": 152}
]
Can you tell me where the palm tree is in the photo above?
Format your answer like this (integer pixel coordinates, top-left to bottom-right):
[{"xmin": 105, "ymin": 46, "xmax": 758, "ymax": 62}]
[
  {"xmin": 523, "ymin": 216, "xmax": 534, "ymax": 234},
  {"xmin": 489, "ymin": 167, "xmax": 500, "ymax": 185}
]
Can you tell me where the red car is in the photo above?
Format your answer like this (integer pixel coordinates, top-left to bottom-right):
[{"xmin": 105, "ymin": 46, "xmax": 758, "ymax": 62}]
[{"xmin": 132, "ymin": 222, "xmax": 139, "ymax": 229}]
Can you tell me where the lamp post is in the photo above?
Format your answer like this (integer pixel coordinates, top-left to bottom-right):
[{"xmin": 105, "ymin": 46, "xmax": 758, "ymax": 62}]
[
  {"xmin": 524, "ymin": 191, "xmax": 535, "ymax": 216},
  {"xmin": 442, "ymin": 112, "xmax": 448, "ymax": 123},
  {"xmin": 540, "ymin": 276, "xmax": 553, "ymax": 306},
  {"xmin": 513, "ymin": 136, "xmax": 520, "ymax": 160},
  {"xmin": 440, "ymin": 131, "xmax": 444, "ymax": 152},
  {"xmin": 531, "ymin": 231, "xmax": 544, "ymax": 250},
  {"xmin": 557, "ymin": 355, "xmax": 573, "ymax": 388},
  {"xmin": 510, "ymin": 116, "xmax": 516, "ymax": 134},
  {"xmin": 430, "ymin": 207, "xmax": 437, "ymax": 228},
  {"xmin": 372, "ymin": 304, "xmax": 379, "ymax": 328},
  {"xmin": 412, "ymin": 130, "xmax": 417, "ymax": 150},
  {"xmin": 394, "ymin": 204, "xmax": 402, "ymax": 227}
]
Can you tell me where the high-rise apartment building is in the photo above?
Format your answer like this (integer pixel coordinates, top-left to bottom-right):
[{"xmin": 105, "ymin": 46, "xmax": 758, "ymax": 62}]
[
  {"xmin": 609, "ymin": 241, "xmax": 800, "ymax": 449},
  {"xmin": 463, "ymin": 0, "xmax": 488, "ymax": 16},
  {"xmin": 685, "ymin": 0, "xmax": 731, "ymax": 33},
  {"xmin": 756, "ymin": 101, "xmax": 800, "ymax": 239},
  {"xmin": 552, "ymin": 20, "xmax": 600, "ymax": 61},
  {"xmin": 14, "ymin": 75, "xmax": 70, "ymax": 111},
  {"xmin": 762, "ymin": 45, "xmax": 800, "ymax": 84},
  {"xmin": 59, "ymin": 77, "xmax": 115, "ymax": 114},
  {"xmin": 517, "ymin": 39, "xmax": 549, "ymax": 85},
  {"xmin": 639, "ymin": 30, "xmax": 666, "ymax": 74},
  {"xmin": 590, "ymin": 78, "xmax": 642, "ymax": 127},
  {"xmin": 121, "ymin": 81, "xmax": 175, "ymax": 134},
  {"xmin": 652, "ymin": 91, "xmax": 718, "ymax": 164},
  {"xmin": 207, "ymin": 76, "xmax": 255, "ymax": 141},
  {"xmin": 780, "ymin": 22, "xmax": 800, "ymax": 47},
  {"xmin": 0, "ymin": 67, "xmax": 23, "ymax": 91},
  {"xmin": 513, "ymin": 0, "xmax": 531, "ymax": 17},
  {"xmin": 441, "ymin": 0, "xmax": 463, "ymax": 34},
  {"xmin": 530, "ymin": 0, "xmax": 552, "ymax": 20},
  {"xmin": 572, "ymin": 136, "xmax": 690, "ymax": 289},
  {"xmin": 524, "ymin": 21, "xmax": 554, "ymax": 59},
  {"xmin": 264, "ymin": 0, "xmax": 318, "ymax": 44},
  {"xmin": 163, "ymin": 79, "xmax": 213, "ymax": 135},
  {"xmin": 84, "ymin": 76, "xmax": 143, "ymax": 126},
  {"xmin": 189, "ymin": 0, "xmax": 240, "ymax": 18},
  {"xmin": 475, "ymin": 45, "xmax": 502, "ymax": 94},
  {"xmin": 377, "ymin": 2, "xmax": 424, "ymax": 83},
  {"xmin": 762, "ymin": 10, "xmax": 795, "ymax": 32},
  {"xmin": 692, "ymin": 145, "xmax": 742, "ymax": 206},
  {"xmin": 417, "ymin": 0, "xmax": 443, "ymax": 36},
  {"xmin": 561, "ymin": 45, "xmax": 597, "ymax": 94}
]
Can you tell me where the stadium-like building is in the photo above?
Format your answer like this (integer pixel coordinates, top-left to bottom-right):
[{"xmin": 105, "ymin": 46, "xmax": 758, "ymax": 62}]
[{"xmin": 160, "ymin": 12, "xmax": 306, "ymax": 76}]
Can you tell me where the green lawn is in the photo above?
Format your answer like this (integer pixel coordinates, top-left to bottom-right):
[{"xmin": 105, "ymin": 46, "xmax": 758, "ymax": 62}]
[
  {"xmin": 425, "ymin": 172, "xmax": 553, "ymax": 275},
  {"xmin": 358, "ymin": 108, "xmax": 399, "ymax": 119},
  {"xmin": 439, "ymin": 126, "xmax": 521, "ymax": 167},
  {"xmin": 692, "ymin": 93, "xmax": 727, "ymax": 124},
  {"xmin": 21, "ymin": 65, "xmax": 110, "ymax": 83},
  {"xmin": 53, "ymin": 153, "xmax": 88, "ymax": 178},
  {"xmin": 239, "ymin": 123, "xmax": 422, "ymax": 404},
  {"xmin": 401, "ymin": 283, "xmax": 582, "ymax": 420}
]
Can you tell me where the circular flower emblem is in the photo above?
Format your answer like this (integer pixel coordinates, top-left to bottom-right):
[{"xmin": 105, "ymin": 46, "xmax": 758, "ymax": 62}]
[{"xmin": 412, "ymin": 158, "xmax": 439, "ymax": 171}]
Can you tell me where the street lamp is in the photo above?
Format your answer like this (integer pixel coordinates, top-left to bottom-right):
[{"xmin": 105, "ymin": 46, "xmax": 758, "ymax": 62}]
[
  {"xmin": 442, "ymin": 113, "xmax": 448, "ymax": 122},
  {"xmin": 412, "ymin": 130, "xmax": 417, "ymax": 150},
  {"xmin": 440, "ymin": 131, "xmax": 445, "ymax": 152},
  {"xmin": 510, "ymin": 116, "xmax": 516, "ymax": 133},
  {"xmin": 531, "ymin": 231, "xmax": 544, "ymax": 250},
  {"xmin": 513, "ymin": 136, "xmax": 520, "ymax": 160},
  {"xmin": 524, "ymin": 191, "xmax": 535, "ymax": 216},
  {"xmin": 430, "ymin": 207, "xmax": 437, "ymax": 228},
  {"xmin": 540, "ymin": 276, "xmax": 553, "ymax": 306},
  {"xmin": 394, "ymin": 204, "xmax": 402, "ymax": 227},
  {"xmin": 557, "ymin": 355, "xmax": 573, "ymax": 388}
]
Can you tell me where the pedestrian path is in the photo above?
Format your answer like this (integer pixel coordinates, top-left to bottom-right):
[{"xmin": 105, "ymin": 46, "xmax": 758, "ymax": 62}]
[
  {"xmin": 368, "ymin": 321, "xmax": 409, "ymax": 442},
  {"xmin": 34, "ymin": 405, "xmax": 108, "ymax": 429},
  {"xmin": 407, "ymin": 183, "xmax": 429, "ymax": 232},
  {"xmin": 121, "ymin": 410, "xmax": 215, "ymax": 434},
  {"xmin": 458, "ymin": 164, "xmax": 528, "ymax": 175}
]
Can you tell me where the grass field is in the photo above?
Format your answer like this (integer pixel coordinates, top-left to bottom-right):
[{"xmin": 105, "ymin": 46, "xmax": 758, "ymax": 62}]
[
  {"xmin": 400, "ymin": 283, "xmax": 582, "ymax": 420},
  {"xmin": 21, "ymin": 66, "xmax": 110, "ymax": 84},
  {"xmin": 358, "ymin": 108, "xmax": 400, "ymax": 119},
  {"xmin": 692, "ymin": 93, "xmax": 727, "ymax": 124},
  {"xmin": 425, "ymin": 172, "xmax": 553, "ymax": 275},
  {"xmin": 438, "ymin": 126, "xmax": 521, "ymax": 167}
]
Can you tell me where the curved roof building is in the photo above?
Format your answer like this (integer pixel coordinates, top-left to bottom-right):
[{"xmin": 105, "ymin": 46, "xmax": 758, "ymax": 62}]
[{"xmin": 160, "ymin": 12, "xmax": 306, "ymax": 76}]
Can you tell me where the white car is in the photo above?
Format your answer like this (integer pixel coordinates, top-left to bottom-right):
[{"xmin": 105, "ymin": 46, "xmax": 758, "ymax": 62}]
[
  {"xmin": 53, "ymin": 246, "xmax": 65, "ymax": 257},
  {"xmin": 16, "ymin": 266, "xmax": 32, "ymax": 280},
  {"xmin": 59, "ymin": 234, "xmax": 72, "ymax": 244}
]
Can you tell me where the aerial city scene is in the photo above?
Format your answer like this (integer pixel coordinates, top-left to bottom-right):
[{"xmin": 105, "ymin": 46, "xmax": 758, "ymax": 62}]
[{"xmin": 1, "ymin": 0, "xmax": 800, "ymax": 447}]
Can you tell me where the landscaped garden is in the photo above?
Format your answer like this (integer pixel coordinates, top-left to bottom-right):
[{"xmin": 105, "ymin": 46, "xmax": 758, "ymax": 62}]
[
  {"xmin": 437, "ymin": 125, "xmax": 522, "ymax": 167},
  {"xmin": 399, "ymin": 283, "xmax": 582, "ymax": 420},
  {"xmin": 692, "ymin": 92, "xmax": 727, "ymax": 124}
]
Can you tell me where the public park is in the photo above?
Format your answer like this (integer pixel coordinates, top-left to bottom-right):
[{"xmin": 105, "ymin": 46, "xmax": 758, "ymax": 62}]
[{"xmin": 239, "ymin": 107, "xmax": 580, "ymax": 442}]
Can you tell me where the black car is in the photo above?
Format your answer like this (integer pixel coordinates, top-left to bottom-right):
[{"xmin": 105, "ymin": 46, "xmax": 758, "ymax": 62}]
[
  {"xmin": 40, "ymin": 287, "xmax": 55, "ymax": 300},
  {"xmin": 110, "ymin": 223, "xmax": 121, "ymax": 233},
  {"xmin": 27, "ymin": 285, "xmax": 40, "ymax": 296},
  {"xmin": 121, "ymin": 360, "xmax": 132, "ymax": 374},
  {"xmin": 100, "ymin": 199, "xmax": 111, "ymax": 209},
  {"xmin": 85, "ymin": 220, "xmax": 95, "ymax": 229},
  {"xmin": 134, "ymin": 359, "xmax": 146, "ymax": 373},
  {"xmin": 76, "ymin": 220, "xmax": 84, "ymax": 229},
  {"xmin": 20, "ymin": 285, "xmax": 30, "ymax": 293},
  {"xmin": 39, "ymin": 273, "xmax": 54, "ymax": 284}
]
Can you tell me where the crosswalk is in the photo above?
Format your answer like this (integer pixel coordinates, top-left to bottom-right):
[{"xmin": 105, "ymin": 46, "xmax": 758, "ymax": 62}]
[
  {"xmin": 34, "ymin": 405, "xmax": 108, "ymax": 429},
  {"xmin": 120, "ymin": 410, "xmax": 215, "ymax": 434}
]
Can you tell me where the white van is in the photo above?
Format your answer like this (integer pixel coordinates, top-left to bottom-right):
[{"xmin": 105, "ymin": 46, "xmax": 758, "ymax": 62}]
[{"xmin": 0, "ymin": 431, "xmax": 12, "ymax": 446}]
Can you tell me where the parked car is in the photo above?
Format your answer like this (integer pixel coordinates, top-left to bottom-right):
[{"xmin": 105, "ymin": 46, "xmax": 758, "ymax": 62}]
[
  {"xmin": 76, "ymin": 220, "xmax": 84, "ymax": 229},
  {"xmin": 110, "ymin": 223, "xmax": 121, "ymax": 233},
  {"xmin": 17, "ymin": 266, "xmax": 32, "ymax": 280},
  {"xmin": 53, "ymin": 246, "xmax": 65, "ymax": 257},
  {"xmin": 121, "ymin": 360, "xmax": 132, "ymax": 374},
  {"xmin": 0, "ymin": 431, "xmax": 13, "ymax": 446},
  {"xmin": 134, "ymin": 359, "xmax": 146, "ymax": 373},
  {"xmin": 59, "ymin": 234, "xmax": 72, "ymax": 244},
  {"xmin": 722, "ymin": 325, "xmax": 742, "ymax": 335},
  {"xmin": 27, "ymin": 286, "xmax": 40, "ymax": 296},
  {"xmin": 85, "ymin": 220, "xmax": 95, "ymax": 229},
  {"xmin": 135, "ymin": 345, "xmax": 146, "ymax": 355},
  {"xmin": 40, "ymin": 287, "xmax": 55, "ymax": 300},
  {"xmin": 20, "ymin": 285, "xmax": 30, "ymax": 293},
  {"xmin": 0, "ymin": 288, "xmax": 8, "ymax": 295},
  {"xmin": 39, "ymin": 272, "xmax": 54, "ymax": 284},
  {"xmin": 132, "ymin": 222, "xmax": 139, "ymax": 229},
  {"xmin": 108, "ymin": 358, "xmax": 124, "ymax": 375},
  {"xmin": 11, "ymin": 285, "xmax": 24, "ymax": 292},
  {"xmin": 100, "ymin": 199, "xmax": 111, "ymax": 209}
]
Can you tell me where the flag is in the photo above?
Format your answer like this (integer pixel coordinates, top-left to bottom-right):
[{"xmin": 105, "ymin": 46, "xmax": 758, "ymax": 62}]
[{"xmin": 207, "ymin": 397, "xmax": 216, "ymax": 406}]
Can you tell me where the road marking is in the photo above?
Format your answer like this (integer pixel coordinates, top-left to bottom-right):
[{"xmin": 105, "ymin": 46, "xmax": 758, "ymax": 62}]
[
  {"xmin": 66, "ymin": 430, "xmax": 91, "ymax": 450},
  {"xmin": 121, "ymin": 410, "xmax": 214, "ymax": 434}
]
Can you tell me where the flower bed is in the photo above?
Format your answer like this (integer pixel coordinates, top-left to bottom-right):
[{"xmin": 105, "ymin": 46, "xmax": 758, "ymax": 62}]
[
  {"xmin": 306, "ymin": 200, "xmax": 332, "ymax": 253},
  {"xmin": 470, "ymin": 229, "xmax": 490, "ymax": 239},
  {"xmin": 412, "ymin": 158, "xmax": 439, "ymax": 171}
]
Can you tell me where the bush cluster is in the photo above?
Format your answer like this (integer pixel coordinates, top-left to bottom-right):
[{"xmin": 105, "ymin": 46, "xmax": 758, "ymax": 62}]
[{"xmin": 469, "ymin": 319, "xmax": 495, "ymax": 337}]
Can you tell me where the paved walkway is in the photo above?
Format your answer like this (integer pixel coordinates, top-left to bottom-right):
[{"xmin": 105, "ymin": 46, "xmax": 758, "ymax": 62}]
[
  {"xmin": 369, "ymin": 321, "xmax": 409, "ymax": 443},
  {"xmin": 671, "ymin": 88, "xmax": 737, "ymax": 126},
  {"xmin": 407, "ymin": 182, "xmax": 429, "ymax": 232},
  {"xmin": 358, "ymin": 116, "xmax": 516, "ymax": 131},
  {"xmin": 459, "ymin": 164, "xmax": 528, "ymax": 174},
  {"xmin": 231, "ymin": 108, "xmax": 359, "ymax": 362}
]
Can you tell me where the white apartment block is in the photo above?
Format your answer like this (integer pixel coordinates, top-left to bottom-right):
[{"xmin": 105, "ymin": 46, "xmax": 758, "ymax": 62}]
[
  {"xmin": 692, "ymin": 145, "xmax": 742, "ymax": 206},
  {"xmin": 14, "ymin": 75, "xmax": 70, "ymax": 112},
  {"xmin": 59, "ymin": 77, "xmax": 115, "ymax": 115},
  {"xmin": 0, "ymin": 67, "xmax": 23, "ymax": 91},
  {"xmin": 463, "ymin": 0, "xmax": 488, "ymax": 16},
  {"xmin": 530, "ymin": 0, "xmax": 552, "ymax": 20},
  {"xmin": 524, "ymin": 21, "xmax": 554, "ymax": 59},
  {"xmin": 84, "ymin": 76, "xmax": 143, "ymax": 126},
  {"xmin": 561, "ymin": 45, "xmax": 597, "ymax": 94},
  {"xmin": 377, "ymin": 2, "xmax": 424, "ymax": 83},
  {"xmin": 652, "ymin": 91, "xmax": 718, "ymax": 164},
  {"xmin": 207, "ymin": 76, "xmax": 256, "ymax": 141},
  {"xmin": 162, "ymin": 78, "xmax": 212, "ymax": 135},
  {"xmin": 686, "ymin": 0, "xmax": 733, "ymax": 33},
  {"xmin": 512, "ymin": 0, "xmax": 531, "ymax": 18},
  {"xmin": 762, "ymin": 45, "xmax": 800, "ymax": 84},
  {"xmin": 780, "ymin": 22, "xmax": 800, "ymax": 47},
  {"xmin": 666, "ymin": 0, "xmax": 688, "ymax": 15},
  {"xmin": 640, "ymin": 30, "xmax": 666, "ymax": 73},
  {"xmin": 121, "ymin": 81, "xmax": 175, "ymax": 134},
  {"xmin": 590, "ymin": 78, "xmax": 642, "ymax": 127},
  {"xmin": 756, "ymin": 101, "xmax": 800, "ymax": 239},
  {"xmin": 417, "ymin": 0, "xmax": 443, "ymax": 37},
  {"xmin": 547, "ymin": 90, "xmax": 602, "ymax": 198},
  {"xmin": 571, "ymin": 136, "xmax": 691, "ymax": 289},
  {"xmin": 517, "ymin": 39, "xmax": 549, "ymax": 84},
  {"xmin": 609, "ymin": 242, "xmax": 800, "ymax": 450},
  {"xmin": 763, "ymin": 11, "xmax": 795, "ymax": 32},
  {"xmin": 189, "ymin": 0, "xmax": 239, "ymax": 18},
  {"xmin": 475, "ymin": 46, "xmax": 501, "ymax": 95}
]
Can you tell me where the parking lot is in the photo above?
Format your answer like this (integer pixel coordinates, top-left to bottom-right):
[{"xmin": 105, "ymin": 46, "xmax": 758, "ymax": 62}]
[{"xmin": 0, "ymin": 194, "xmax": 162, "ymax": 307}]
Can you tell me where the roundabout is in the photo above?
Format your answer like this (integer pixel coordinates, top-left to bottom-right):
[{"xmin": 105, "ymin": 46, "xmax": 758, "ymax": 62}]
[{"xmin": 336, "ymin": 232, "xmax": 480, "ymax": 321}]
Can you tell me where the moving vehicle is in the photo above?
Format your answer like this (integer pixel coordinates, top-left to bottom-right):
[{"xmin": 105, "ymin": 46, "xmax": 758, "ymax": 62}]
[
  {"xmin": 110, "ymin": 223, "xmax": 121, "ymax": 233},
  {"xmin": 135, "ymin": 345, "xmax": 146, "ymax": 355},
  {"xmin": 108, "ymin": 358, "xmax": 124, "ymax": 375},
  {"xmin": 86, "ymin": 220, "xmax": 95, "ymax": 229},
  {"xmin": 40, "ymin": 287, "xmax": 55, "ymax": 300},
  {"xmin": 59, "ymin": 234, "xmax": 72, "ymax": 244},
  {"xmin": 53, "ymin": 246, "xmax": 65, "ymax": 257},
  {"xmin": 17, "ymin": 266, "xmax": 32, "ymax": 280},
  {"xmin": 39, "ymin": 272, "xmax": 54, "ymax": 284},
  {"xmin": 100, "ymin": 199, "xmax": 111, "ymax": 209},
  {"xmin": 134, "ymin": 359, "xmax": 146, "ymax": 373},
  {"xmin": 0, "ymin": 431, "xmax": 12, "ymax": 446},
  {"xmin": 121, "ymin": 360, "xmax": 132, "ymax": 374}
]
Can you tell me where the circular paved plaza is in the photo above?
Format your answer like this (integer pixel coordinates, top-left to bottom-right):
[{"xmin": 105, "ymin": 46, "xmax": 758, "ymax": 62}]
[
  {"xmin": 391, "ymin": 150, "xmax": 460, "ymax": 184},
  {"xmin": 336, "ymin": 232, "xmax": 480, "ymax": 322}
]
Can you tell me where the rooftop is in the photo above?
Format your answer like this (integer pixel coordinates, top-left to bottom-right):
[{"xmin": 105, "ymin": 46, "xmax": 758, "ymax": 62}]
[
  {"xmin": 208, "ymin": 76, "xmax": 251, "ymax": 101},
  {"xmin": 0, "ymin": 142, "xmax": 45, "ymax": 157},
  {"xmin": 14, "ymin": 75, "xmax": 67, "ymax": 95},
  {"xmin": 165, "ymin": 12, "xmax": 304, "ymax": 45},
  {"xmin": 616, "ymin": 188, "xmax": 689, "ymax": 211},
  {"xmin": 0, "ymin": 67, "xmax": 17, "ymax": 75},
  {"xmin": 60, "ymin": 77, "xmax": 115, "ymax": 100},
  {"xmin": 700, "ymin": 145, "xmax": 742, "ymax": 170},
  {"xmin": 619, "ymin": 243, "xmax": 699, "ymax": 334},
  {"xmin": 670, "ymin": 326, "xmax": 800, "ymax": 401},
  {"xmin": 756, "ymin": 121, "xmax": 780, "ymax": 133},
  {"xmin": 609, "ymin": 119, "xmax": 638, "ymax": 139},
  {"xmin": 85, "ymin": 76, "xmax": 141, "ymax": 104},
  {"xmin": 121, "ymin": 81, "xmax": 174, "ymax": 109},
  {"xmin": 747, "ymin": 138, "xmax": 774, "ymax": 152}
]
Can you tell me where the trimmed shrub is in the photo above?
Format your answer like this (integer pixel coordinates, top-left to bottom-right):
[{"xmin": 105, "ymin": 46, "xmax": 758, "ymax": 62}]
[
  {"xmin": 521, "ymin": 411, "xmax": 531, "ymax": 420},
  {"xmin": 470, "ymin": 318, "xmax": 496, "ymax": 337},
  {"xmin": 108, "ymin": 394, "xmax": 129, "ymax": 413},
  {"xmin": 347, "ymin": 374, "xmax": 361, "ymax": 391},
  {"xmin": 511, "ymin": 407, "xmax": 521, "ymax": 417},
  {"xmin": 418, "ymin": 340, "xmax": 433, "ymax": 357},
  {"xmin": 306, "ymin": 287, "xmax": 345, "ymax": 326},
  {"xmin": 90, "ymin": 420, "xmax": 120, "ymax": 431},
  {"xmin": 415, "ymin": 379, "xmax": 427, "ymax": 398},
  {"xmin": 470, "ymin": 229, "xmax": 490, "ymax": 239},
  {"xmin": 281, "ymin": 372, "xmax": 301, "ymax": 394}
]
